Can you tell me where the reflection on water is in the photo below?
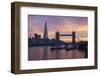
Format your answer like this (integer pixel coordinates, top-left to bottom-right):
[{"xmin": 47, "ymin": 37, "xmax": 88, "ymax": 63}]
[{"xmin": 28, "ymin": 46, "xmax": 87, "ymax": 61}]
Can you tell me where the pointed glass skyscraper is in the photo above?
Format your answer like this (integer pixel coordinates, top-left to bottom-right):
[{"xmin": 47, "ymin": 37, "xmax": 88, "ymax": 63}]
[{"xmin": 43, "ymin": 21, "xmax": 48, "ymax": 39}]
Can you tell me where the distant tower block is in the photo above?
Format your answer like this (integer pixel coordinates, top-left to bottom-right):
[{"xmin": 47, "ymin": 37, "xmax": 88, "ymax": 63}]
[
  {"xmin": 72, "ymin": 31, "xmax": 76, "ymax": 43},
  {"xmin": 43, "ymin": 21, "xmax": 48, "ymax": 39}
]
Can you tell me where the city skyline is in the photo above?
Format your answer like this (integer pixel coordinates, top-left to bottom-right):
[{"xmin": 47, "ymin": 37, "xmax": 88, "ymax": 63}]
[{"xmin": 28, "ymin": 15, "xmax": 88, "ymax": 42}]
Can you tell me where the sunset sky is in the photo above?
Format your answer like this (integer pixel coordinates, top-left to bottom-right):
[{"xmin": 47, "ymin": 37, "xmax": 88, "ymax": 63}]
[{"xmin": 28, "ymin": 15, "xmax": 88, "ymax": 42}]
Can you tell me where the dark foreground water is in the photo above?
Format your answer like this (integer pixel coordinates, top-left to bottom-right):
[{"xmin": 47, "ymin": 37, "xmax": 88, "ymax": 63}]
[{"xmin": 28, "ymin": 46, "xmax": 87, "ymax": 61}]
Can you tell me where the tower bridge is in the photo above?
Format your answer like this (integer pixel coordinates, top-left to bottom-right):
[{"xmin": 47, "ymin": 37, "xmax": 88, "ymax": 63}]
[
  {"xmin": 50, "ymin": 31, "xmax": 77, "ymax": 50},
  {"xmin": 56, "ymin": 31, "xmax": 76, "ymax": 43}
]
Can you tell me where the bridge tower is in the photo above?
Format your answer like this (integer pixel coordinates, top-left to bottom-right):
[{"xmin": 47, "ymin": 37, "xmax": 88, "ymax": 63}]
[
  {"xmin": 72, "ymin": 31, "xmax": 76, "ymax": 43},
  {"xmin": 56, "ymin": 31, "xmax": 60, "ymax": 41}
]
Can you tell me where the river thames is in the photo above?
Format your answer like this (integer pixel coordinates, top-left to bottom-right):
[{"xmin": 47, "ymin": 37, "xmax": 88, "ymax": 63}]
[{"xmin": 28, "ymin": 46, "xmax": 87, "ymax": 61}]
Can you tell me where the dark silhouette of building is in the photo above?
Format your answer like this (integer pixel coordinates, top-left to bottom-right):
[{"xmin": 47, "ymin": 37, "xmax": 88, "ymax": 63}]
[
  {"xmin": 34, "ymin": 33, "xmax": 41, "ymax": 39},
  {"xmin": 43, "ymin": 21, "xmax": 48, "ymax": 39}
]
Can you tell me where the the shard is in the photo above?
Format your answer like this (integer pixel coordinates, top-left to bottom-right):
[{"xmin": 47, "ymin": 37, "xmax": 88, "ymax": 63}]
[{"xmin": 43, "ymin": 21, "xmax": 48, "ymax": 39}]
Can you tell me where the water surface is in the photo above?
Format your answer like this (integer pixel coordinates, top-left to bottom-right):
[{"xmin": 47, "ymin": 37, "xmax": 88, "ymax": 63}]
[{"xmin": 28, "ymin": 46, "xmax": 87, "ymax": 61}]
